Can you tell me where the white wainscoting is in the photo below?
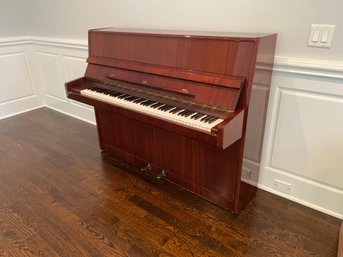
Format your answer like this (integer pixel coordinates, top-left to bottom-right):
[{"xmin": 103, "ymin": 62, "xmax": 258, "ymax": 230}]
[
  {"xmin": 0, "ymin": 38, "xmax": 44, "ymax": 119},
  {"xmin": 258, "ymin": 58, "xmax": 343, "ymax": 218},
  {"xmin": 3, "ymin": 36, "xmax": 343, "ymax": 218},
  {"xmin": 31, "ymin": 38, "xmax": 95, "ymax": 124}
]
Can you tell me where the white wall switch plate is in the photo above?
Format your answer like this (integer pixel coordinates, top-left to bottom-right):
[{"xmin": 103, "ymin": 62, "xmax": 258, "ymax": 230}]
[{"xmin": 308, "ymin": 24, "xmax": 335, "ymax": 48}]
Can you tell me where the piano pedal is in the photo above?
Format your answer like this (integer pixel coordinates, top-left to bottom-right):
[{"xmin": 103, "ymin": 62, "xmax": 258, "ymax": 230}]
[
  {"xmin": 141, "ymin": 163, "xmax": 152, "ymax": 172},
  {"xmin": 157, "ymin": 169, "xmax": 167, "ymax": 179}
]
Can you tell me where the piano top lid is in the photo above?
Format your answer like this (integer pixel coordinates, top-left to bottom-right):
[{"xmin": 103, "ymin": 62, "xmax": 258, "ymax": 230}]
[{"xmin": 90, "ymin": 27, "xmax": 275, "ymax": 40}]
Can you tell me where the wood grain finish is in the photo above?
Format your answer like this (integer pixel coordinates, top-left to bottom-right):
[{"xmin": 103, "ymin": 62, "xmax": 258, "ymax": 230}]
[
  {"xmin": 85, "ymin": 64, "xmax": 244, "ymax": 111},
  {"xmin": 0, "ymin": 108, "xmax": 341, "ymax": 257},
  {"xmin": 67, "ymin": 28, "xmax": 277, "ymax": 214}
]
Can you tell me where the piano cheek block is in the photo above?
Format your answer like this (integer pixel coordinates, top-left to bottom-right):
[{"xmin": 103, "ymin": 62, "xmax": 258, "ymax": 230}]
[{"xmin": 217, "ymin": 109, "xmax": 245, "ymax": 149}]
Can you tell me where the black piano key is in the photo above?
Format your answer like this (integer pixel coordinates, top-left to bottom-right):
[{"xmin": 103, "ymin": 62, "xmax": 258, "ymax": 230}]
[
  {"xmin": 124, "ymin": 96, "xmax": 139, "ymax": 101},
  {"xmin": 89, "ymin": 86, "xmax": 99, "ymax": 91},
  {"xmin": 140, "ymin": 100, "xmax": 150, "ymax": 106},
  {"xmin": 183, "ymin": 111, "xmax": 196, "ymax": 117},
  {"xmin": 207, "ymin": 117, "xmax": 219, "ymax": 124},
  {"xmin": 92, "ymin": 87, "xmax": 104, "ymax": 92},
  {"xmin": 147, "ymin": 101, "xmax": 157, "ymax": 106},
  {"xmin": 160, "ymin": 105, "xmax": 175, "ymax": 111},
  {"xmin": 178, "ymin": 110, "xmax": 189, "ymax": 116},
  {"xmin": 113, "ymin": 92, "xmax": 126, "ymax": 98},
  {"xmin": 200, "ymin": 115, "xmax": 212, "ymax": 122},
  {"xmin": 133, "ymin": 98, "xmax": 146, "ymax": 103},
  {"xmin": 190, "ymin": 113, "xmax": 203, "ymax": 119},
  {"xmin": 150, "ymin": 103, "xmax": 164, "ymax": 109},
  {"xmin": 166, "ymin": 107, "xmax": 176, "ymax": 112},
  {"xmin": 204, "ymin": 116, "xmax": 216, "ymax": 123},
  {"xmin": 157, "ymin": 105, "xmax": 167, "ymax": 110},
  {"xmin": 141, "ymin": 100, "xmax": 156, "ymax": 106},
  {"xmin": 170, "ymin": 107, "xmax": 183, "ymax": 114},
  {"xmin": 118, "ymin": 94, "xmax": 130, "ymax": 99},
  {"xmin": 180, "ymin": 110, "xmax": 191, "ymax": 117},
  {"xmin": 100, "ymin": 88, "xmax": 112, "ymax": 93},
  {"xmin": 130, "ymin": 96, "xmax": 141, "ymax": 101},
  {"xmin": 110, "ymin": 92, "xmax": 122, "ymax": 97}
]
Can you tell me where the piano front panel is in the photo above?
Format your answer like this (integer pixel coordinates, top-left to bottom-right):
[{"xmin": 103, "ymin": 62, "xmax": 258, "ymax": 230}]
[
  {"xmin": 95, "ymin": 105, "xmax": 239, "ymax": 209},
  {"xmin": 153, "ymin": 127, "xmax": 192, "ymax": 188},
  {"xmin": 96, "ymin": 108, "xmax": 154, "ymax": 164},
  {"xmin": 176, "ymin": 38, "xmax": 229, "ymax": 74},
  {"xmin": 89, "ymin": 31, "xmax": 257, "ymax": 79},
  {"xmin": 90, "ymin": 32, "xmax": 179, "ymax": 67}
]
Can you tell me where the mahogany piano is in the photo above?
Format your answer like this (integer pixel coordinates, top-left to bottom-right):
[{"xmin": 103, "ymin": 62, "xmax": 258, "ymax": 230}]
[{"xmin": 66, "ymin": 28, "xmax": 277, "ymax": 214}]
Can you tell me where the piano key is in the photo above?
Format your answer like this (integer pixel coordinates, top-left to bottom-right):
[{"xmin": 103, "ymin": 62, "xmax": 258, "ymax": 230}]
[
  {"xmin": 133, "ymin": 98, "xmax": 146, "ymax": 103},
  {"xmin": 207, "ymin": 117, "xmax": 219, "ymax": 124},
  {"xmin": 191, "ymin": 113, "xmax": 205, "ymax": 120},
  {"xmin": 141, "ymin": 100, "xmax": 156, "ymax": 106},
  {"xmin": 184, "ymin": 111, "xmax": 196, "ymax": 117},
  {"xmin": 151, "ymin": 103, "xmax": 165, "ymax": 109},
  {"xmin": 170, "ymin": 107, "xmax": 183, "ymax": 114},
  {"xmin": 159, "ymin": 105, "xmax": 174, "ymax": 111},
  {"xmin": 109, "ymin": 92, "xmax": 121, "ymax": 97},
  {"xmin": 118, "ymin": 94, "xmax": 130, "ymax": 99},
  {"xmin": 124, "ymin": 96, "xmax": 139, "ymax": 101},
  {"xmin": 81, "ymin": 87, "xmax": 223, "ymax": 132},
  {"xmin": 200, "ymin": 115, "xmax": 212, "ymax": 122},
  {"xmin": 177, "ymin": 110, "xmax": 188, "ymax": 116},
  {"xmin": 205, "ymin": 116, "xmax": 217, "ymax": 123}
]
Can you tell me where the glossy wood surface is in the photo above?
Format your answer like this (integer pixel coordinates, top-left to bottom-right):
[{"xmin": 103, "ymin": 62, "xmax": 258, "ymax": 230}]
[
  {"xmin": 88, "ymin": 30, "xmax": 276, "ymax": 107},
  {"xmin": 85, "ymin": 64, "xmax": 243, "ymax": 111},
  {"xmin": 0, "ymin": 108, "xmax": 341, "ymax": 257},
  {"xmin": 66, "ymin": 29, "xmax": 277, "ymax": 213}
]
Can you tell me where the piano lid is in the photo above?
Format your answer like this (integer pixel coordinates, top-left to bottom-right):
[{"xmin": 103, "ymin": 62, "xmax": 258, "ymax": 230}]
[{"xmin": 90, "ymin": 27, "xmax": 272, "ymax": 40}]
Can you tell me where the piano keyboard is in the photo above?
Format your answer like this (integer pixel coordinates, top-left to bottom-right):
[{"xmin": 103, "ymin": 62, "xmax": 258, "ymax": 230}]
[{"xmin": 81, "ymin": 86, "xmax": 224, "ymax": 132}]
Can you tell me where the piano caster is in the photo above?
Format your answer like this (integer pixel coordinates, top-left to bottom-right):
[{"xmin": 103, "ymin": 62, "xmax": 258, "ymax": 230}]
[
  {"xmin": 157, "ymin": 169, "xmax": 167, "ymax": 179},
  {"xmin": 141, "ymin": 163, "xmax": 152, "ymax": 172}
]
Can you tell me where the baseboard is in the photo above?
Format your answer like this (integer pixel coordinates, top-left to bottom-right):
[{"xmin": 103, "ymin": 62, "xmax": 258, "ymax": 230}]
[
  {"xmin": 45, "ymin": 105, "xmax": 96, "ymax": 125},
  {"xmin": 0, "ymin": 105, "xmax": 45, "ymax": 121},
  {"xmin": 257, "ymin": 184, "xmax": 343, "ymax": 219}
]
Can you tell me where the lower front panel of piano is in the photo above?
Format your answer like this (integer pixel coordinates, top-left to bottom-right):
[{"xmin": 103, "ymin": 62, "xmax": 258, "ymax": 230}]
[{"xmin": 95, "ymin": 107, "xmax": 244, "ymax": 213}]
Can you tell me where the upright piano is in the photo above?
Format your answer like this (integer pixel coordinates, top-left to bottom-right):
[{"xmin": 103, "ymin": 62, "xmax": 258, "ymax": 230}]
[{"xmin": 66, "ymin": 28, "xmax": 277, "ymax": 214}]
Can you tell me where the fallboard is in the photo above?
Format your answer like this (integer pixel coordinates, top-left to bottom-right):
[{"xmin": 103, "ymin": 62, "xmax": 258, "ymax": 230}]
[{"xmin": 85, "ymin": 63, "xmax": 244, "ymax": 112}]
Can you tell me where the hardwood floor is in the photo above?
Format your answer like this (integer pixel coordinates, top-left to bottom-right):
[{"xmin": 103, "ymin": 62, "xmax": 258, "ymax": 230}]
[{"xmin": 0, "ymin": 108, "xmax": 341, "ymax": 257}]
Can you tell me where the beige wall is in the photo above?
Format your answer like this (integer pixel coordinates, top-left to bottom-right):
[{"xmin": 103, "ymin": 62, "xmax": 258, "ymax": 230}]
[
  {"xmin": 24, "ymin": 0, "xmax": 343, "ymax": 60},
  {"xmin": 0, "ymin": 0, "xmax": 28, "ymax": 37}
]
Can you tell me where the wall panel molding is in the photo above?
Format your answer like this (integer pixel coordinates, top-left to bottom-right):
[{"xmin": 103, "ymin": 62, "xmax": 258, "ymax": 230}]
[
  {"xmin": 32, "ymin": 40, "xmax": 94, "ymax": 123},
  {"xmin": 257, "ymin": 54, "xmax": 343, "ymax": 219},
  {"xmin": 0, "ymin": 41, "xmax": 43, "ymax": 119}
]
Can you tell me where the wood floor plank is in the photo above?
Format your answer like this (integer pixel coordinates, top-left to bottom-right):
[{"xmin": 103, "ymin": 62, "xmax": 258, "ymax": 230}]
[{"xmin": 0, "ymin": 108, "xmax": 341, "ymax": 257}]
